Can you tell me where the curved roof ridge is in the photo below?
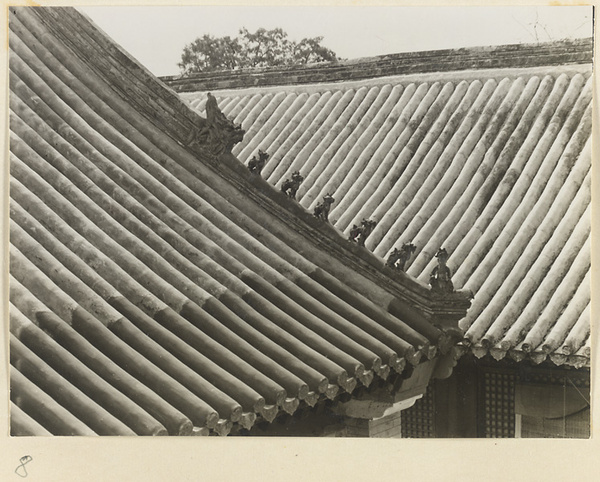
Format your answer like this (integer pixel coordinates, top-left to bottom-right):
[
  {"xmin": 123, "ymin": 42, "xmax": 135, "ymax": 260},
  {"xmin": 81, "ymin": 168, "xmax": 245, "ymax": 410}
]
[{"xmin": 165, "ymin": 38, "xmax": 593, "ymax": 93}]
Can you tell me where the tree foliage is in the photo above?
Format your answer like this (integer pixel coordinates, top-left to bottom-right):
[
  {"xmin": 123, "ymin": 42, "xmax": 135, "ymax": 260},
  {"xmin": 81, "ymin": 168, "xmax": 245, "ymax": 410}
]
[{"xmin": 179, "ymin": 27, "xmax": 339, "ymax": 75}]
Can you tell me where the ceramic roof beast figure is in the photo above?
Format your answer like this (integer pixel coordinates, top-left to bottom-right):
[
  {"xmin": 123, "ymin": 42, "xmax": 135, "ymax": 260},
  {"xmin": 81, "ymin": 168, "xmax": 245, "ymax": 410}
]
[
  {"xmin": 348, "ymin": 219, "xmax": 377, "ymax": 247},
  {"xmin": 386, "ymin": 243, "xmax": 417, "ymax": 272},
  {"xmin": 313, "ymin": 193, "xmax": 335, "ymax": 222},
  {"xmin": 281, "ymin": 171, "xmax": 303, "ymax": 199},
  {"xmin": 248, "ymin": 150, "xmax": 269, "ymax": 175},
  {"xmin": 429, "ymin": 248, "xmax": 454, "ymax": 294}
]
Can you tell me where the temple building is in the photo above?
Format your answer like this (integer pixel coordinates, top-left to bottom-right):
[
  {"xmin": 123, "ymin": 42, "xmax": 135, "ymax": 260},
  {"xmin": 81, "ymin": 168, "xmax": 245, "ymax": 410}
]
[
  {"xmin": 165, "ymin": 35, "xmax": 593, "ymax": 438},
  {"xmin": 8, "ymin": 7, "xmax": 591, "ymax": 438}
]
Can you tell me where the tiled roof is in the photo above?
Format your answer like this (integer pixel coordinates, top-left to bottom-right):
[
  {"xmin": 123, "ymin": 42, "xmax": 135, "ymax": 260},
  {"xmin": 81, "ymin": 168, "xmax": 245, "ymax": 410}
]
[
  {"xmin": 179, "ymin": 44, "xmax": 592, "ymax": 369},
  {"xmin": 8, "ymin": 7, "xmax": 466, "ymax": 436}
]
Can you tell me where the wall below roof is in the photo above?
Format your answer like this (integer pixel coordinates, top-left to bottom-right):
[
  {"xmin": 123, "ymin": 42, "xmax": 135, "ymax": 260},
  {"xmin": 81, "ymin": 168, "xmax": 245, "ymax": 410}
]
[
  {"xmin": 401, "ymin": 355, "xmax": 591, "ymax": 438},
  {"xmin": 163, "ymin": 38, "xmax": 593, "ymax": 93}
]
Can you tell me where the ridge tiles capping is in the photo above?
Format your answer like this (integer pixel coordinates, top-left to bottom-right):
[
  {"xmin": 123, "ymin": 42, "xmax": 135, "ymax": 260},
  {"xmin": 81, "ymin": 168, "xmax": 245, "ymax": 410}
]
[{"xmin": 164, "ymin": 38, "xmax": 594, "ymax": 93}]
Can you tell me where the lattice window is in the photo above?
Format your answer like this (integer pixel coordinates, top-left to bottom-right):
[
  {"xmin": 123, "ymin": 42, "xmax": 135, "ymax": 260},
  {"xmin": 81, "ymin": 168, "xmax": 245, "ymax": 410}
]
[
  {"xmin": 482, "ymin": 371, "xmax": 516, "ymax": 438},
  {"xmin": 400, "ymin": 387, "xmax": 435, "ymax": 438}
]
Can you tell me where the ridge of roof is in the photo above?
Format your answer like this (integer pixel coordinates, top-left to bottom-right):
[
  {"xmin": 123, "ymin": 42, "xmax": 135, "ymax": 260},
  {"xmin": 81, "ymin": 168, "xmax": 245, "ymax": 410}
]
[{"xmin": 163, "ymin": 37, "xmax": 594, "ymax": 93}]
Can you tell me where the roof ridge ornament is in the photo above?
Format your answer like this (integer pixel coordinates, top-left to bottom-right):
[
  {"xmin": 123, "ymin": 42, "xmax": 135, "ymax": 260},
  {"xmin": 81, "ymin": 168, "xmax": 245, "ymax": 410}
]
[
  {"xmin": 386, "ymin": 243, "xmax": 416, "ymax": 271},
  {"xmin": 348, "ymin": 219, "xmax": 377, "ymax": 247},
  {"xmin": 187, "ymin": 92, "xmax": 245, "ymax": 156},
  {"xmin": 281, "ymin": 171, "xmax": 304, "ymax": 199},
  {"xmin": 429, "ymin": 248, "xmax": 454, "ymax": 294},
  {"xmin": 248, "ymin": 149, "xmax": 269, "ymax": 175},
  {"xmin": 313, "ymin": 193, "xmax": 335, "ymax": 222}
]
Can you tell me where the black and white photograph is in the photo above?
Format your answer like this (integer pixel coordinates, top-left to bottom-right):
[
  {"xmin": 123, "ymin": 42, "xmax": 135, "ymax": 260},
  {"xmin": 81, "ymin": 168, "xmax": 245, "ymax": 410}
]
[{"xmin": 3, "ymin": 0, "xmax": 596, "ymax": 473}]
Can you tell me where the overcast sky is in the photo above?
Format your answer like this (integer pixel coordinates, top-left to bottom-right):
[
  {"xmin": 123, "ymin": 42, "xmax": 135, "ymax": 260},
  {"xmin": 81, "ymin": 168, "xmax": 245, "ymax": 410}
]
[{"xmin": 78, "ymin": 5, "xmax": 593, "ymax": 77}]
